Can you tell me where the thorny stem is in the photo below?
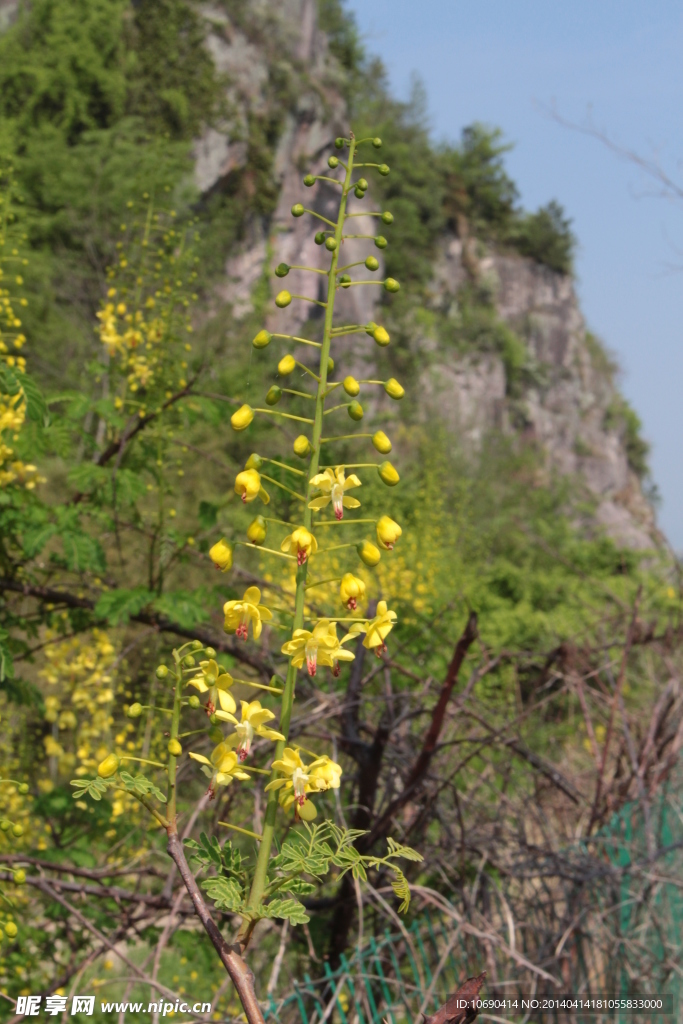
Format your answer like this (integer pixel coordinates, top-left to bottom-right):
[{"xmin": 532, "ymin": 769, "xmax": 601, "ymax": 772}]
[{"xmin": 238, "ymin": 135, "xmax": 358, "ymax": 945}]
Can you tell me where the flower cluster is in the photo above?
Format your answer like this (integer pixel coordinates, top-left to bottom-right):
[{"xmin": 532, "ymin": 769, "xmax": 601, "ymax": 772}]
[
  {"xmin": 0, "ymin": 171, "xmax": 41, "ymax": 490},
  {"xmin": 198, "ymin": 133, "xmax": 405, "ymax": 827},
  {"xmin": 95, "ymin": 197, "xmax": 200, "ymax": 413}
]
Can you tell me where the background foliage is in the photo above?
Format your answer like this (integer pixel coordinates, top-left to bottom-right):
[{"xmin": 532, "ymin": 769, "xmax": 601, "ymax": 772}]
[{"xmin": 0, "ymin": 0, "xmax": 679, "ymax": 1017}]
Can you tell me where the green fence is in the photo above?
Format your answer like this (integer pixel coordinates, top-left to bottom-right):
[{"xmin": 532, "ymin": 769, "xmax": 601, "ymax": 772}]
[{"xmin": 264, "ymin": 796, "xmax": 682, "ymax": 1024}]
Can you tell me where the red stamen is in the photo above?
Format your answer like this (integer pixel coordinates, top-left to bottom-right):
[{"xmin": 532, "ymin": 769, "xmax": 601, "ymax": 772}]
[
  {"xmin": 205, "ymin": 700, "xmax": 215, "ymax": 716},
  {"xmin": 332, "ymin": 663, "xmax": 341, "ymax": 677},
  {"xmin": 374, "ymin": 642, "xmax": 387, "ymax": 658},
  {"xmin": 297, "ymin": 549, "xmax": 307, "ymax": 565},
  {"xmin": 236, "ymin": 623, "xmax": 248, "ymax": 641},
  {"xmin": 334, "ymin": 507, "xmax": 343, "ymax": 520},
  {"xmin": 241, "ymin": 493, "xmax": 247, "ymax": 503},
  {"xmin": 238, "ymin": 748, "xmax": 248, "ymax": 762},
  {"xmin": 347, "ymin": 597, "xmax": 357, "ymax": 610}
]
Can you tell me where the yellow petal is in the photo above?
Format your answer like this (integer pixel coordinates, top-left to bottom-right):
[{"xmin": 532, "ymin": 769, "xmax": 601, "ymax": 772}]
[{"xmin": 188, "ymin": 752, "xmax": 212, "ymax": 766}]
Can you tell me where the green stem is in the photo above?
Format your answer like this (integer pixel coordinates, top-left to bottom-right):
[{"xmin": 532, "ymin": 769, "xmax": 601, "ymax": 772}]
[
  {"xmin": 311, "ymin": 542, "xmax": 355, "ymax": 556},
  {"xmin": 219, "ymin": 821, "xmax": 264, "ymax": 841},
  {"xmin": 305, "ymin": 576, "xmax": 342, "ymax": 590},
  {"xmin": 272, "ymin": 333, "xmax": 321, "ymax": 349},
  {"xmin": 232, "ymin": 678, "xmax": 284, "ymax": 695},
  {"xmin": 282, "ymin": 388, "xmax": 315, "ymax": 400},
  {"xmin": 259, "ymin": 475, "xmax": 306, "ymax": 501},
  {"xmin": 262, "ymin": 459, "xmax": 305, "ymax": 477},
  {"xmin": 320, "ymin": 433, "xmax": 372, "ymax": 443},
  {"xmin": 167, "ymin": 652, "xmax": 183, "ymax": 827},
  {"xmin": 239, "ymin": 134, "xmax": 357, "ymax": 941},
  {"xmin": 253, "ymin": 407, "xmax": 314, "ymax": 425},
  {"xmin": 312, "ymin": 519, "xmax": 376, "ymax": 527},
  {"xmin": 238, "ymin": 542, "xmax": 296, "ymax": 560}
]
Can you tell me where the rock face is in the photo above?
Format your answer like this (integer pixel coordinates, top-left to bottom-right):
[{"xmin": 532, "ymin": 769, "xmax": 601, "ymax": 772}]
[{"xmin": 191, "ymin": 0, "xmax": 657, "ymax": 550}]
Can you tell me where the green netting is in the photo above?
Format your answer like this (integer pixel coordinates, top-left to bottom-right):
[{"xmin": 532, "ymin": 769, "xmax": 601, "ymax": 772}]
[{"xmin": 265, "ymin": 797, "xmax": 681, "ymax": 1024}]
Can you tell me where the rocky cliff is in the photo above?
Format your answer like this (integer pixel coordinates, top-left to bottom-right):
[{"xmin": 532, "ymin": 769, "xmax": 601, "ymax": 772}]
[{"xmin": 189, "ymin": 0, "xmax": 656, "ymax": 550}]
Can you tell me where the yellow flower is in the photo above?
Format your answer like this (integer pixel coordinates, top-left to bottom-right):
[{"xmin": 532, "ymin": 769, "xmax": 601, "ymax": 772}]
[
  {"xmin": 247, "ymin": 515, "xmax": 267, "ymax": 545},
  {"xmin": 376, "ymin": 515, "xmax": 402, "ymax": 550},
  {"xmin": 188, "ymin": 659, "xmax": 237, "ymax": 715},
  {"xmin": 223, "ymin": 700, "xmax": 284, "ymax": 761},
  {"xmin": 278, "ymin": 354, "xmax": 296, "ymax": 375},
  {"xmin": 378, "ymin": 461, "xmax": 400, "ymax": 486},
  {"xmin": 266, "ymin": 748, "xmax": 343, "ymax": 818},
  {"xmin": 189, "ymin": 743, "xmax": 251, "ymax": 794},
  {"xmin": 223, "ymin": 586, "xmax": 272, "ymax": 641},
  {"xmin": 372, "ymin": 430, "xmax": 392, "ymax": 454},
  {"xmin": 357, "ymin": 539, "xmax": 381, "ymax": 567},
  {"xmin": 281, "ymin": 619, "xmax": 353, "ymax": 677},
  {"xmin": 234, "ymin": 468, "xmax": 269, "ymax": 504},
  {"xmin": 345, "ymin": 600, "xmax": 397, "ymax": 657},
  {"xmin": 97, "ymin": 753, "xmax": 120, "ymax": 778},
  {"xmin": 340, "ymin": 573, "xmax": 366, "ymax": 610},
  {"xmin": 384, "ymin": 378, "xmax": 405, "ymax": 400},
  {"xmin": 308, "ymin": 467, "xmax": 361, "ymax": 520},
  {"xmin": 309, "ymin": 755, "xmax": 343, "ymax": 792},
  {"xmin": 209, "ymin": 539, "xmax": 233, "ymax": 572},
  {"xmin": 281, "ymin": 526, "xmax": 318, "ymax": 565},
  {"xmin": 231, "ymin": 404, "xmax": 254, "ymax": 431}
]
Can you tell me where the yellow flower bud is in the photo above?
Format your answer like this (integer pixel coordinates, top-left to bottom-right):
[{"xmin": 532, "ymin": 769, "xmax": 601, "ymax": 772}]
[
  {"xmin": 340, "ymin": 573, "xmax": 366, "ymax": 610},
  {"xmin": 372, "ymin": 430, "xmax": 392, "ymax": 454},
  {"xmin": 293, "ymin": 435, "xmax": 311, "ymax": 458},
  {"xmin": 348, "ymin": 400, "xmax": 363, "ymax": 421},
  {"xmin": 11, "ymin": 824, "xmax": 23, "ymax": 838},
  {"xmin": 384, "ymin": 378, "xmax": 405, "ymax": 400},
  {"xmin": 210, "ymin": 539, "xmax": 233, "ymax": 572},
  {"xmin": 384, "ymin": 278, "xmax": 400, "ymax": 293},
  {"xmin": 231, "ymin": 404, "xmax": 254, "ymax": 431},
  {"xmin": 266, "ymin": 385, "xmax": 282, "ymax": 405},
  {"xmin": 343, "ymin": 376, "xmax": 360, "ymax": 396},
  {"xmin": 127, "ymin": 702, "xmax": 143, "ymax": 718},
  {"xmin": 98, "ymin": 753, "xmax": 120, "ymax": 778},
  {"xmin": 275, "ymin": 290, "xmax": 292, "ymax": 308},
  {"xmin": 378, "ymin": 461, "xmax": 400, "ymax": 486},
  {"xmin": 278, "ymin": 354, "xmax": 296, "ymax": 375},
  {"xmin": 235, "ymin": 468, "xmax": 268, "ymax": 504},
  {"xmin": 245, "ymin": 453, "xmax": 263, "ymax": 470},
  {"xmin": 357, "ymin": 540, "xmax": 381, "ymax": 567},
  {"xmin": 168, "ymin": 738, "xmax": 182, "ymax": 757},
  {"xmin": 247, "ymin": 515, "xmax": 267, "ymax": 545},
  {"xmin": 298, "ymin": 798, "xmax": 317, "ymax": 821},
  {"xmin": 4, "ymin": 922, "xmax": 17, "ymax": 937},
  {"xmin": 13, "ymin": 870, "xmax": 25, "ymax": 885},
  {"xmin": 376, "ymin": 515, "xmax": 402, "ymax": 550},
  {"xmin": 156, "ymin": 665, "xmax": 169, "ymax": 679},
  {"xmin": 252, "ymin": 329, "xmax": 271, "ymax": 348},
  {"xmin": 373, "ymin": 326, "xmax": 390, "ymax": 346}
]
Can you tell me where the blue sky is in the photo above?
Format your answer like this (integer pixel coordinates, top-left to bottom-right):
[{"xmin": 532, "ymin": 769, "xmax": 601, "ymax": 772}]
[{"xmin": 346, "ymin": 0, "xmax": 683, "ymax": 549}]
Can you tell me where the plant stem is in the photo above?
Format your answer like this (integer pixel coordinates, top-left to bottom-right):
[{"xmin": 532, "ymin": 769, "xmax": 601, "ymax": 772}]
[
  {"xmin": 167, "ymin": 650, "xmax": 183, "ymax": 826},
  {"xmin": 238, "ymin": 134, "xmax": 357, "ymax": 945}
]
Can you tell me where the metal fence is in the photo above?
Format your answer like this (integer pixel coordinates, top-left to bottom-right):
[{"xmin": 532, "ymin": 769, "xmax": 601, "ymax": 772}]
[{"xmin": 263, "ymin": 797, "xmax": 682, "ymax": 1024}]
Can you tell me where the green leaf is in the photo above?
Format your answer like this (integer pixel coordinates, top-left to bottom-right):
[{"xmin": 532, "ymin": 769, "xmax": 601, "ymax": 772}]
[
  {"xmin": 202, "ymin": 876, "xmax": 244, "ymax": 912},
  {"xmin": 263, "ymin": 898, "xmax": 310, "ymax": 926},
  {"xmin": 61, "ymin": 531, "xmax": 106, "ymax": 573},
  {"xmin": 152, "ymin": 591, "xmax": 208, "ymax": 629},
  {"xmin": 284, "ymin": 878, "xmax": 316, "ymax": 896},
  {"xmin": 0, "ymin": 629, "xmax": 14, "ymax": 683},
  {"xmin": 391, "ymin": 868, "xmax": 411, "ymax": 914},
  {"xmin": 22, "ymin": 523, "xmax": 58, "ymax": 557},
  {"xmin": 118, "ymin": 771, "xmax": 167, "ymax": 803},
  {"xmin": 70, "ymin": 777, "xmax": 111, "ymax": 801},
  {"xmin": 386, "ymin": 837, "xmax": 424, "ymax": 863},
  {"xmin": 19, "ymin": 371, "xmax": 50, "ymax": 425},
  {"xmin": 94, "ymin": 587, "xmax": 153, "ymax": 625}
]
